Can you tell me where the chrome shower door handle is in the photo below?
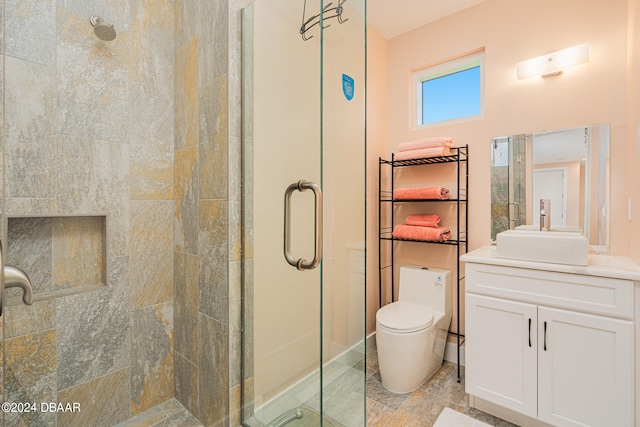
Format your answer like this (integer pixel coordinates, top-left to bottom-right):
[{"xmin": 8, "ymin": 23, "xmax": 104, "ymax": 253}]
[
  {"xmin": 0, "ymin": 240, "xmax": 34, "ymax": 316},
  {"xmin": 283, "ymin": 180, "xmax": 323, "ymax": 270}
]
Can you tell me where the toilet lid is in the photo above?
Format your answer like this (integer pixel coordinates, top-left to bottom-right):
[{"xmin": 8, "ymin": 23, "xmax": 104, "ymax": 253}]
[{"xmin": 376, "ymin": 301, "xmax": 434, "ymax": 333}]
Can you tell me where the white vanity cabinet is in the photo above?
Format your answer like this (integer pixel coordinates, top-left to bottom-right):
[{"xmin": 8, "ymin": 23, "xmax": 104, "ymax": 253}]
[
  {"xmin": 463, "ymin": 251, "xmax": 637, "ymax": 427},
  {"xmin": 466, "ymin": 294, "xmax": 538, "ymax": 418},
  {"xmin": 537, "ymin": 306, "xmax": 632, "ymax": 426}
]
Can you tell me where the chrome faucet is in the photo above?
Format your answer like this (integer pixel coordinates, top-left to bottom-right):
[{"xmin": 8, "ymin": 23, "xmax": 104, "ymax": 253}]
[{"xmin": 540, "ymin": 199, "xmax": 551, "ymax": 231}]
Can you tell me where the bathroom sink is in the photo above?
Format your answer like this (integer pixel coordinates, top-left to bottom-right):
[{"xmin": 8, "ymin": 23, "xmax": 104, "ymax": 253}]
[
  {"xmin": 515, "ymin": 224, "xmax": 583, "ymax": 233},
  {"xmin": 496, "ymin": 229, "xmax": 589, "ymax": 266}
]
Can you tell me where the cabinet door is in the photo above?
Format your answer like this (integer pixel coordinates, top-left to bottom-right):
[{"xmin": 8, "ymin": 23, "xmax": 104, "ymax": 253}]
[
  {"xmin": 538, "ymin": 307, "xmax": 634, "ymax": 427},
  {"xmin": 466, "ymin": 294, "xmax": 537, "ymax": 418}
]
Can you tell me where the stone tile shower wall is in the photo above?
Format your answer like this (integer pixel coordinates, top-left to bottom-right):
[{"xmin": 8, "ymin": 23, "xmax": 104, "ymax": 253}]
[
  {"xmin": 173, "ymin": 0, "xmax": 234, "ymax": 426},
  {"xmin": 2, "ymin": 0, "xmax": 176, "ymax": 425},
  {"xmin": 2, "ymin": 0, "xmax": 241, "ymax": 425}
]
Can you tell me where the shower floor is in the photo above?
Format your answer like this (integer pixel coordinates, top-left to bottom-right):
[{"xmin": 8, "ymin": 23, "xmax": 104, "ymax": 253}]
[
  {"xmin": 115, "ymin": 398, "xmax": 202, "ymax": 427},
  {"xmin": 243, "ymin": 341, "xmax": 369, "ymax": 426},
  {"xmin": 247, "ymin": 356, "xmax": 367, "ymax": 427}
]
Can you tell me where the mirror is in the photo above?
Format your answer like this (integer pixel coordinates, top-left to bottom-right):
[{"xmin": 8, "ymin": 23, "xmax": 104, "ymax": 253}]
[{"xmin": 491, "ymin": 124, "xmax": 610, "ymax": 252}]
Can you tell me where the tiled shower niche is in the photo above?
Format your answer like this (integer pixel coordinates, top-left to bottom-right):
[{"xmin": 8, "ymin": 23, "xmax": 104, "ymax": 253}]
[{"xmin": 6, "ymin": 215, "xmax": 107, "ymax": 303}]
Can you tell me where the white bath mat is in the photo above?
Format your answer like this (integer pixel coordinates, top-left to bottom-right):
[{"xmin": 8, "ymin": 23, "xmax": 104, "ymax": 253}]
[{"xmin": 434, "ymin": 407, "xmax": 492, "ymax": 427}]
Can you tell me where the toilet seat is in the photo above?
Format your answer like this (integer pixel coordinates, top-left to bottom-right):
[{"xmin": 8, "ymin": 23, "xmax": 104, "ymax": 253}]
[{"xmin": 376, "ymin": 301, "xmax": 434, "ymax": 333}]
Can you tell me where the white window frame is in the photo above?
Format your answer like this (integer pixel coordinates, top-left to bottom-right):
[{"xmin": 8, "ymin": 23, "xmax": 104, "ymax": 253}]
[{"xmin": 412, "ymin": 50, "xmax": 485, "ymax": 130}]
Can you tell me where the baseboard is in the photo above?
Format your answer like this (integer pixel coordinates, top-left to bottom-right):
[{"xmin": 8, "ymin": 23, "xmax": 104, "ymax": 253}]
[
  {"xmin": 444, "ymin": 335, "xmax": 465, "ymax": 366},
  {"xmin": 365, "ymin": 332, "xmax": 377, "ymax": 353}
]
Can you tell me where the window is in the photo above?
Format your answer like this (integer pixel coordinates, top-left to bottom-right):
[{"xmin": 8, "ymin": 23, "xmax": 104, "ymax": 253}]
[{"xmin": 413, "ymin": 51, "xmax": 484, "ymax": 128}]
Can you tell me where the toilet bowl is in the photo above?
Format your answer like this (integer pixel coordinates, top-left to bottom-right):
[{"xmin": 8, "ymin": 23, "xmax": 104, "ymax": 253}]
[{"xmin": 376, "ymin": 266, "xmax": 452, "ymax": 394}]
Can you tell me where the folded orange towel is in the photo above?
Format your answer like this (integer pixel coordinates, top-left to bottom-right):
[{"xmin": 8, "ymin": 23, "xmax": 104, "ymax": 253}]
[
  {"xmin": 393, "ymin": 186, "xmax": 450, "ymax": 200},
  {"xmin": 392, "ymin": 224, "xmax": 451, "ymax": 242},
  {"xmin": 398, "ymin": 137, "xmax": 454, "ymax": 152},
  {"xmin": 405, "ymin": 214, "xmax": 441, "ymax": 228},
  {"xmin": 394, "ymin": 147, "xmax": 451, "ymax": 160}
]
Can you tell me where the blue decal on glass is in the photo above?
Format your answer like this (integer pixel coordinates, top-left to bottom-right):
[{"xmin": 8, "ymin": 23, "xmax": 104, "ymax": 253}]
[{"xmin": 342, "ymin": 74, "xmax": 354, "ymax": 101}]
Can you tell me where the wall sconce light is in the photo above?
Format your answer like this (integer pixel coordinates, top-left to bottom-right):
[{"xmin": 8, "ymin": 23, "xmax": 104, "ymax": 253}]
[{"xmin": 516, "ymin": 43, "xmax": 590, "ymax": 80}]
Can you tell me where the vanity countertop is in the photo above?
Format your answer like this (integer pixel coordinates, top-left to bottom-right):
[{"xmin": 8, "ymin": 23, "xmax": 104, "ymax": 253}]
[{"xmin": 461, "ymin": 246, "xmax": 640, "ymax": 281}]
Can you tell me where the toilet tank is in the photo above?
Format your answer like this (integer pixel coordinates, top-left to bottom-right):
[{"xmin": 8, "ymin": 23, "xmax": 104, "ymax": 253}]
[{"xmin": 398, "ymin": 265, "xmax": 452, "ymax": 313}]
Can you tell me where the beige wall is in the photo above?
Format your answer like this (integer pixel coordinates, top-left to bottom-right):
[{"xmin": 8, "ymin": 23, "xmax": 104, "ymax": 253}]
[
  {"xmin": 386, "ymin": 0, "xmax": 628, "ymax": 254},
  {"xmin": 366, "ymin": 25, "xmax": 389, "ymax": 335},
  {"xmin": 367, "ymin": 0, "xmax": 635, "ymax": 334},
  {"xmin": 323, "ymin": 5, "xmax": 367, "ymax": 357},
  {"xmin": 628, "ymin": 0, "xmax": 640, "ymax": 263},
  {"xmin": 241, "ymin": 0, "xmax": 640, "ymax": 401}
]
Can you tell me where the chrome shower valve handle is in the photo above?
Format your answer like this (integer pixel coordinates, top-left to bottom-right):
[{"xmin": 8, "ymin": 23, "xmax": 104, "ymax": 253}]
[
  {"xmin": 0, "ymin": 240, "xmax": 34, "ymax": 315},
  {"xmin": 4, "ymin": 265, "xmax": 33, "ymax": 306}
]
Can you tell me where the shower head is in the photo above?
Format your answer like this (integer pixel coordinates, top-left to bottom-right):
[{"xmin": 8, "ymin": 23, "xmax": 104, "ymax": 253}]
[{"xmin": 90, "ymin": 15, "xmax": 116, "ymax": 41}]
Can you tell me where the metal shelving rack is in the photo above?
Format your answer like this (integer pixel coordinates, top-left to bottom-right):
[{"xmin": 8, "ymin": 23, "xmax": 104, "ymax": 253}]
[{"xmin": 378, "ymin": 145, "xmax": 469, "ymax": 381}]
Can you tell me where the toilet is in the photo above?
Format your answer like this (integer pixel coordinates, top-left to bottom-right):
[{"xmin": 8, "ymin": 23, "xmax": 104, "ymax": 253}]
[{"xmin": 376, "ymin": 265, "xmax": 452, "ymax": 394}]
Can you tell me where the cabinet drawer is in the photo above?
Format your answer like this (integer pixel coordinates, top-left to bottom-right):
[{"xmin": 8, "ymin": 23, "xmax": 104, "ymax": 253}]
[{"xmin": 465, "ymin": 263, "xmax": 634, "ymax": 319}]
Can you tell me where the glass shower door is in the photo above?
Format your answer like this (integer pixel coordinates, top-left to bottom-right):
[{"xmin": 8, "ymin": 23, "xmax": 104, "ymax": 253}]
[
  {"xmin": 247, "ymin": 0, "xmax": 324, "ymax": 424},
  {"xmin": 242, "ymin": 1, "xmax": 366, "ymax": 426}
]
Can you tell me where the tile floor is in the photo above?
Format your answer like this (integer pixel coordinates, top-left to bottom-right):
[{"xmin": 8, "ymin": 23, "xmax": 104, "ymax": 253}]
[
  {"xmin": 114, "ymin": 351, "xmax": 516, "ymax": 427},
  {"xmin": 115, "ymin": 398, "xmax": 202, "ymax": 427},
  {"xmin": 365, "ymin": 351, "xmax": 517, "ymax": 427}
]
